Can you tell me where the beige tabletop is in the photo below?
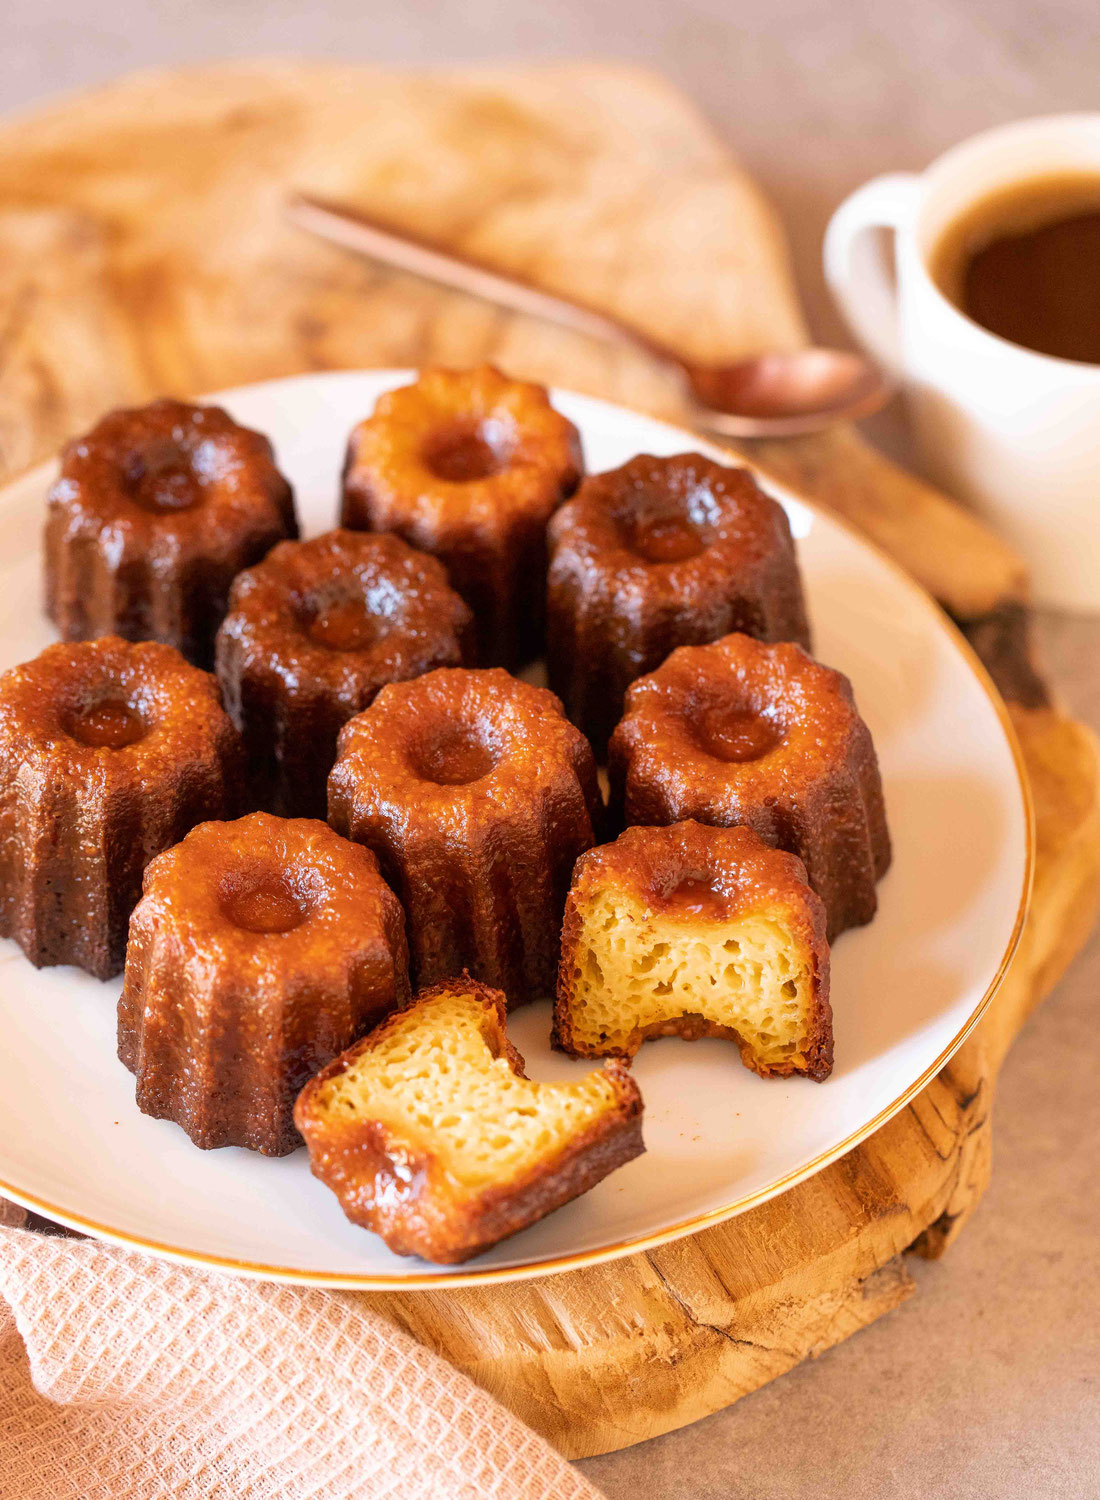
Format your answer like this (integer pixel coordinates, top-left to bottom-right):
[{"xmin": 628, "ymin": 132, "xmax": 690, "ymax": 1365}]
[{"xmin": 5, "ymin": 4, "xmax": 1100, "ymax": 1497}]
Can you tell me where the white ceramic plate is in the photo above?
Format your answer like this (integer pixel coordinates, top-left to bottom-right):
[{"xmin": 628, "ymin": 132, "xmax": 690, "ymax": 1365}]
[{"xmin": 0, "ymin": 370, "xmax": 1031, "ymax": 1288}]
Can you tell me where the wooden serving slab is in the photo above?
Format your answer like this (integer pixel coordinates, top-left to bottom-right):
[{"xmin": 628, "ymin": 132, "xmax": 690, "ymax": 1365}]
[{"xmin": 0, "ymin": 61, "xmax": 1097, "ymax": 1460}]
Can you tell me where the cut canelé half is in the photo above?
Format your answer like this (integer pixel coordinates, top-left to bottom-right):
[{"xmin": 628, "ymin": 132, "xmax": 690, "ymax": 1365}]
[
  {"xmin": 553, "ymin": 821, "xmax": 832, "ymax": 1081},
  {"xmin": 295, "ymin": 978, "xmax": 644, "ymax": 1263}
]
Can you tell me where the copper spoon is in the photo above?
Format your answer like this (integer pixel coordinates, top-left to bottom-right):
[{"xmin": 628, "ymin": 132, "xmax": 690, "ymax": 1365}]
[{"xmin": 286, "ymin": 192, "xmax": 893, "ymax": 438}]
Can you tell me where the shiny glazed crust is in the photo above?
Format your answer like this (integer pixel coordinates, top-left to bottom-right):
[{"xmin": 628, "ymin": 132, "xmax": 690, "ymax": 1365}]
[
  {"xmin": 119, "ymin": 812, "xmax": 410, "ymax": 1156},
  {"xmin": 328, "ymin": 667, "xmax": 601, "ymax": 1004},
  {"xmin": 215, "ymin": 529, "xmax": 473, "ymax": 818},
  {"xmin": 553, "ymin": 821, "xmax": 833, "ymax": 1079},
  {"xmin": 609, "ymin": 634, "xmax": 891, "ymax": 941},
  {"xmin": 0, "ymin": 637, "xmax": 244, "ymax": 979},
  {"xmin": 546, "ymin": 453, "xmax": 810, "ymax": 754},
  {"xmin": 340, "ymin": 366, "xmax": 582, "ymax": 668},
  {"xmin": 45, "ymin": 399, "xmax": 297, "ymax": 667},
  {"xmin": 294, "ymin": 978, "xmax": 645, "ymax": 1263}
]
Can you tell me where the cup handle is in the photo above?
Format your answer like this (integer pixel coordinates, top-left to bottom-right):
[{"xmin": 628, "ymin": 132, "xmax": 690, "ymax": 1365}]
[{"xmin": 823, "ymin": 173, "xmax": 920, "ymax": 380}]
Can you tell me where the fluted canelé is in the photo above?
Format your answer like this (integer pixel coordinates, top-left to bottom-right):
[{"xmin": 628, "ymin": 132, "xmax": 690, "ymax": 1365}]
[
  {"xmin": 216, "ymin": 529, "xmax": 472, "ymax": 818},
  {"xmin": 609, "ymin": 634, "xmax": 890, "ymax": 941},
  {"xmin": 546, "ymin": 452, "xmax": 810, "ymax": 756},
  {"xmin": 328, "ymin": 667, "xmax": 601, "ymax": 1003},
  {"xmin": 341, "ymin": 366, "xmax": 582, "ymax": 669},
  {"xmin": 46, "ymin": 399, "xmax": 297, "ymax": 668},
  {"xmin": 119, "ymin": 812, "xmax": 410, "ymax": 1155},
  {"xmin": 0, "ymin": 637, "xmax": 244, "ymax": 978}
]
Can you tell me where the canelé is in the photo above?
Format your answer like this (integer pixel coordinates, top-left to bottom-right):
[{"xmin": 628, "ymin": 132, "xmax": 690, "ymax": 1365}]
[
  {"xmin": 119, "ymin": 812, "xmax": 410, "ymax": 1155},
  {"xmin": 546, "ymin": 452, "xmax": 810, "ymax": 755},
  {"xmin": 554, "ymin": 821, "xmax": 832, "ymax": 1079},
  {"xmin": 341, "ymin": 366, "xmax": 582, "ymax": 668},
  {"xmin": 216, "ymin": 529, "xmax": 472, "ymax": 818},
  {"xmin": 295, "ymin": 977, "xmax": 644, "ymax": 1263},
  {"xmin": 609, "ymin": 634, "xmax": 890, "ymax": 941},
  {"xmin": 45, "ymin": 399, "xmax": 297, "ymax": 667},
  {"xmin": 0, "ymin": 637, "xmax": 244, "ymax": 979},
  {"xmin": 328, "ymin": 667, "xmax": 601, "ymax": 1003}
]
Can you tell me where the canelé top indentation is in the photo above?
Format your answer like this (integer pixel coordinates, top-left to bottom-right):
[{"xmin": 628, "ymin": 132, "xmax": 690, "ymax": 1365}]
[
  {"xmin": 327, "ymin": 667, "xmax": 602, "ymax": 841},
  {"xmin": 219, "ymin": 870, "xmax": 311, "ymax": 934},
  {"xmin": 422, "ymin": 419, "xmax": 512, "ymax": 483},
  {"xmin": 626, "ymin": 514, "xmax": 705, "ymax": 563},
  {"xmin": 65, "ymin": 697, "xmax": 147, "ymax": 750},
  {"xmin": 548, "ymin": 455, "xmax": 811, "ymax": 637},
  {"xmin": 303, "ymin": 595, "xmax": 387, "ymax": 652},
  {"xmin": 663, "ymin": 874, "xmax": 727, "ymax": 919},
  {"xmin": 694, "ymin": 704, "xmax": 782, "ymax": 763},
  {"xmin": 612, "ymin": 477, "xmax": 717, "ymax": 565},
  {"xmin": 609, "ymin": 480, "xmax": 711, "ymax": 567},
  {"xmin": 410, "ymin": 723, "xmax": 498, "ymax": 786},
  {"xmin": 121, "ymin": 441, "xmax": 204, "ymax": 514},
  {"xmin": 614, "ymin": 637, "xmax": 864, "ymax": 793}
]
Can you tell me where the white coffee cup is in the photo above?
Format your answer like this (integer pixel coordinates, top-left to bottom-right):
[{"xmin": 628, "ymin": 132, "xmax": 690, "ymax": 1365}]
[{"xmin": 825, "ymin": 114, "xmax": 1100, "ymax": 611}]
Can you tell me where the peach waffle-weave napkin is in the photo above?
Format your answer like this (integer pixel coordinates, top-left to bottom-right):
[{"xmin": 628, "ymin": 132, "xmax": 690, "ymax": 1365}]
[{"xmin": 0, "ymin": 1215, "xmax": 603, "ymax": 1500}]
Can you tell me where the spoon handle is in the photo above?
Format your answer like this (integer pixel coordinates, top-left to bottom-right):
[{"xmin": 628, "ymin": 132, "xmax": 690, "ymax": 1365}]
[{"xmin": 287, "ymin": 192, "xmax": 663, "ymax": 358}]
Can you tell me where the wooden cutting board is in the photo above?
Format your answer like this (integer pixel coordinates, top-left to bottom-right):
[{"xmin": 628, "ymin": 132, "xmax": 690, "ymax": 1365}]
[{"xmin": 1, "ymin": 60, "xmax": 1097, "ymax": 1460}]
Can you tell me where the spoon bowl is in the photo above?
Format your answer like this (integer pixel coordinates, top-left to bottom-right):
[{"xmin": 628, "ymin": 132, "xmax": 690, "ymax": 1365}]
[{"xmin": 684, "ymin": 348, "xmax": 893, "ymax": 437}]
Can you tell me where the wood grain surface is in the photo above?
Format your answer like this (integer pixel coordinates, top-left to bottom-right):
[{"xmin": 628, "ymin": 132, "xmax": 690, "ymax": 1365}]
[{"xmin": 0, "ymin": 60, "xmax": 1095, "ymax": 1459}]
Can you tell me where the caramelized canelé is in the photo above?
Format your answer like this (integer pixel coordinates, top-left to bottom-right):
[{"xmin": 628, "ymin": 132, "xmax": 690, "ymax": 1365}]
[
  {"xmin": 609, "ymin": 634, "xmax": 890, "ymax": 940},
  {"xmin": 120, "ymin": 813, "xmax": 409, "ymax": 1155},
  {"xmin": 546, "ymin": 453, "xmax": 810, "ymax": 754},
  {"xmin": 341, "ymin": 366, "xmax": 582, "ymax": 667},
  {"xmin": 0, "ymin": 637, "xmax": 243, "ymax": 978},
  {"xmin": 554, "ymin": 821, "xmax": 833, "ymax": 1080},
  {"xmin": 328, "ymin": 667, "xmax": 601, "ymax": 1003},
  {"xmin": 296, "ymin": 978, "xmax": 644, "ymax": 1262},
  {"xmin": 216, "ymin": 529, "xmax": 472, "ymax": 817},
  {"xmin": 46, "ymin": 399, "xmax": 297, "ymax": 667}
]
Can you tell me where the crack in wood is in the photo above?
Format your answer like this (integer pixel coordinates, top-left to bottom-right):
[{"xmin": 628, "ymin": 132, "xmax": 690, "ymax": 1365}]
[{"xmin": 644, "ymin": 1254, "xmax": 770, "ymax": 1354}]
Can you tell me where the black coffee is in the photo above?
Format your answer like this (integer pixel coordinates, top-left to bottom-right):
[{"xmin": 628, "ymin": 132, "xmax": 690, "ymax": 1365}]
[{"xmin": 931, "ymin": 172, "xmax": 1100, "ymax": 364}]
